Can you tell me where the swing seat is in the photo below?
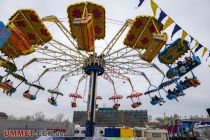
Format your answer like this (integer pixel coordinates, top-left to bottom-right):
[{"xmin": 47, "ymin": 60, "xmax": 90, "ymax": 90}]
[
  {"xmin": 30, "ymin": 95, "xmax": 36, "ymax": 100},
  {"xmin": 181, "ymin": 78, "xmax": 200, "ymax": 90},
  {"xmin": 8, "ymin": 87, "xmax": 16, "ymax": 95},
  {"xmin": 48, "ymin": 98, "xmax": 57, "ymax": 106},
  {"xmin": 71, "ymin": 101, "xmax": 77, "ymax": 108},
  {"xmin": 150, "ymin": 100, "xmax": 158, "ymax": 105},
  {"xmin": 166, "ymin": 56, "xmax": 201, "ymax": 79},
  {"xmin": 131, "ymin": 102, "xmax": 141, "ymax": 108},
  {"xmin": 176, "ymin": 84, "xmax": 183, "ymax": 92},
  {"xmin": 23, "ymin": 92, "xmax": 36, "ymax": 100},
  {"xmin": 113, "ymin": 103, "xmax": 120, "ymax": 110},
  {"xmin": 150, "ymin": 97, "xmax": 164, "ymax": 105},
  {"xmin": 0, "ymin": 82, "xmax": 13, "ymax": 91},
  {"xmin": 166, "ymin": 94, "xmax": 176, "ymax": 100},
  {"xmin": 189, "ymin": 79, "xmax": 200, "ymax": 87}
]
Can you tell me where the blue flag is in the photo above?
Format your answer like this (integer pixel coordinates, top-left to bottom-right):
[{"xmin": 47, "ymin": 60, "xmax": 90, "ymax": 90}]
[
  {"xmin": 194, "ymin": 44, "xmax": 203, "ymax": 53},
  {"xmin": 189, "ymin": 36, "xmax": 193, "ymax": 43},
  {"xmin": 137, "ymin": 0, "xmax": 145, "ymax": 7},
  {"xmin": 158, "ymin": 10, "xmax": 167, "ymax": 23},
  {"xmin": 171, "ymin": 24, "xmax": 181, "ymax": 39}
]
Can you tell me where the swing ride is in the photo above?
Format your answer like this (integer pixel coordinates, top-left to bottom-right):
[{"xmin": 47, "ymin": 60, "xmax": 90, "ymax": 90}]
[{"xmin": 0, "ymin": 1, "xmax": 203, "ymax": 137}]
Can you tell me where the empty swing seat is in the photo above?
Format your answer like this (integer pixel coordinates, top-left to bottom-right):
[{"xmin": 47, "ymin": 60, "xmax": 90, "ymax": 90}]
[
  {"xmin": 131, "ymin": 102, "xmax": 142, "ymax": 108},
  {"xmin": 71, "ymin": 101, "xmax": 77, "ymax": 108}
]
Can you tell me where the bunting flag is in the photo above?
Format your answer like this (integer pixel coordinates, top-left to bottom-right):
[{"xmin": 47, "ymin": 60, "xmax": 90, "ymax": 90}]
[
  {"xmin": 171, "ymin": 24, "xmax": 181, "ymax": 39},
  {"xmin": 151, "ymin": 0, "xmax": 158, "ymax": 17},
  {"xmin": 206, "ymin": 51, "xmax": 210, "ymax": 61},
  {"xmin": 163, "ymin": 17, "xmax": 174, "ymax": 31},
  {"xmin": 181, "ymin": 30, "xmax": 188, "ymax": 43},
  {"xmin": 189, "ymin": 36, "xmax": 194, "ymax": 43},
  {"xmin": 158, "ymin": 10, "xmax": 167, "ymax": 23},
  {"xmin": 202, "ymin": 47, "xmax": 208, "ymax": 57},
  {"xmin": 191, "ymin": 40, "xmax": 199, "ymax": 50},
  {"xmin": 137, "ymin": 0, "xmax": 145, "ymax": 7},
  {"xmin": 194, "ymin": 44, "xmax": 203, "ymax": 53},
  {"xmin": 147, "ymin": 1, "xmax": 210, "ymax": 65}
]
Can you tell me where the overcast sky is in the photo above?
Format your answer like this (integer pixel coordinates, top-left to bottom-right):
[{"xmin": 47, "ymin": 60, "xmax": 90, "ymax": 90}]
[{"xmin": 0, "ymin": 0, "xmax": 210, "ymax": 121}]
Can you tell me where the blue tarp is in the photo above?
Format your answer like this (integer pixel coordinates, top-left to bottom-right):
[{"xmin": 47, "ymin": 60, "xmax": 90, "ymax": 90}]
[{"xmin": 104, "ymin": 128, "xmax": 120, "ymax": 137}]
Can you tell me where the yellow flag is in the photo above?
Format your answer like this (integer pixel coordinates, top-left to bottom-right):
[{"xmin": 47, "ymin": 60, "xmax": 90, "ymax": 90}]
[
  {"xmin": 163, "ymin": 17, "xmax": 174, "ymax": 31},
  {"xmin": 181, "ymin": 30, "xmax": 188, "ymax": 43},
  {"xmin": 202, "ymin": 47, "xmax": 208, "ymax": 57},
  {"xmin": 151, "ymin": 0, "xmax": 158, "ymax": 17},
  {"xmin": 191, "ymin": 40, "xmax": 199, "ymax": 50}
]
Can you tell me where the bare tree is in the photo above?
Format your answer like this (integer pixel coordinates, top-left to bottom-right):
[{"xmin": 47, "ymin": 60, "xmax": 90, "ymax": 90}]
[
  {"xmin": 34, "ymin": 112, "xmax": 45, "ymax": 121},
  {"xmin": 24, "ymin": 115, "xmax": 34, "ymax": 121},
  {"xmin": 7, "ymin": 114, "xmax": 17, "ymax": 120},
  {"xmin": 55, "ymin": 113, "xmax": 64, "ymax": 122}
]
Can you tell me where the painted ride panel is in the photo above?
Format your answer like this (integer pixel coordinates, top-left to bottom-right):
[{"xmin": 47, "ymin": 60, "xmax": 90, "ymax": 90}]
[
  {"xmin": 8, "ymin": 9, "xmax": 52, "ymax": 46},
  {"xmin": 0, "ymin": 57, "xmax": 17, "ymax": 72},
  {"xmin": 140, "ymin": 33, "xmax": 168, "ymax": 63},
  {"xmin": 0, "ymin": 21, "xmax": 11, "ymax": 48},
  {"xmin": 67, "ymin": 2, "xmax": 105, "ymax": 39},
  {"xmin": 158, "ymin": 39, "xmax": 189, "ymax": 65},
  {"xmin": 73, "ymin": 14, "xmax": 95, "ymax": 52},
  {"xmin": 124, "ymin": 16, "xmax": 163, "ymax": 50},
  {"xmin": 1, "ymin": 24, "xmax": 34, "ymax": 58}
]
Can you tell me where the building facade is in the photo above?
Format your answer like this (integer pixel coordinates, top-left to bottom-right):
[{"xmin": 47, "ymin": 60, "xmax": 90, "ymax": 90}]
[{"xmin": 73, "ymin": 108, "xmax": 148, "ymax": 127}]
